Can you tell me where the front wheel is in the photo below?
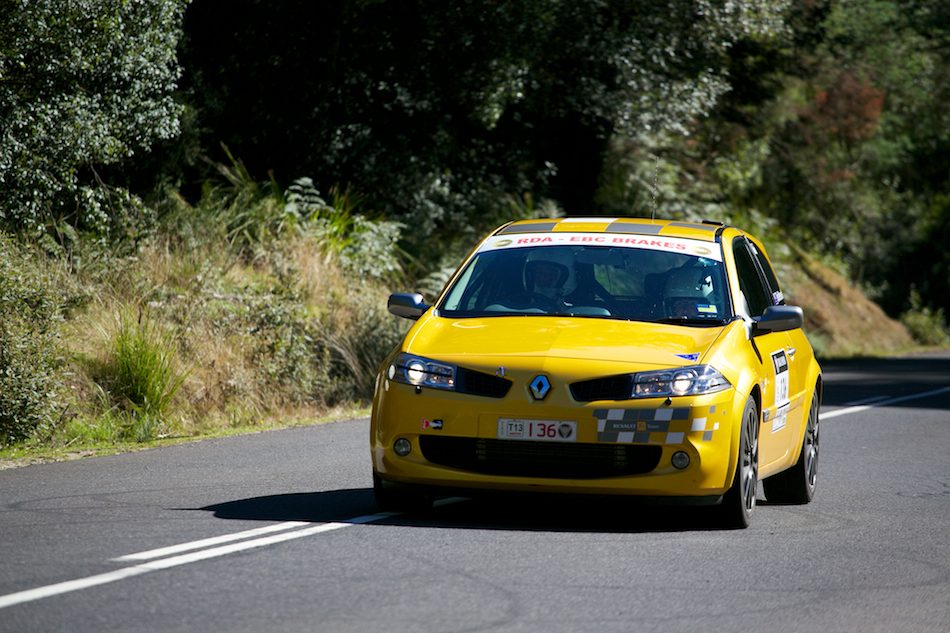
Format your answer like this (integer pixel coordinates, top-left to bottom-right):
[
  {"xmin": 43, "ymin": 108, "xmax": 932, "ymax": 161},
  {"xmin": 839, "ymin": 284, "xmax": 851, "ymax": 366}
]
[
  {"xmin": 763, "ymin": 386, "xmax": 820, "ymax": 504},
  {"xmin": 716, "ymin": 396, "xmax": 759, "ymax": 529}
]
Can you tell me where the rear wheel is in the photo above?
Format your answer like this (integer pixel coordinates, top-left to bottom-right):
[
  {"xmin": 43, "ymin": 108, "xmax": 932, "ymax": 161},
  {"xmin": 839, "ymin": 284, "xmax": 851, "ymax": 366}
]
[
  {"xmin": 763, "ymin": 386, "xmax": 819, "ymax": 503},
  {"xmin": 373, "ymin": 472, "xmax": 433, "ymax": 512},
  {"xmin": 717, "ymin": 396, "xmax": 759, "ymax": 528}
]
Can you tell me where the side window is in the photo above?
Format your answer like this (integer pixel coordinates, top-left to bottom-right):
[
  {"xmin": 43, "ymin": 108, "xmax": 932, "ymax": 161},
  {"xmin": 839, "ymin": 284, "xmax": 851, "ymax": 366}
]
[
  {"xmin": 749, "ymin": 242, "xmax": 785, "ymax": 305},
  {"xmin": 732, "ymin": 238, "xmax": 771, "ymax": 317}
]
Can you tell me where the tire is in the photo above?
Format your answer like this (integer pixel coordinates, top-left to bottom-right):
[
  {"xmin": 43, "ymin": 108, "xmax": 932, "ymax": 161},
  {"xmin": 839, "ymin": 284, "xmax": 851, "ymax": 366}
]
[
  {"xmin": 373, "ymin": 471, "xmax": 432, "ymax": 512},
  {"xmin": 716, "ymin": 396, "xmax": 759, "ymax": 529},
  {"xmin": 763, "ymin": 386, "xmax": 819, "ymax": 504}
]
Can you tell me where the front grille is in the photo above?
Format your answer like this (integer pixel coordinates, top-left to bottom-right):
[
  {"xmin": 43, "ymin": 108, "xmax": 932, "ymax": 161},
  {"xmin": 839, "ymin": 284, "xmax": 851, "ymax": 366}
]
[
  {"xmin": 456, "ymin": 368, "xmax": 512, "ymax": 398},
  {"xmin": 570, "ymin": 375, "xmax": 632, "ymax": 402},
  {"xmin": 419, "ymin": 436, "xmax": 661, "ymax": 479}
]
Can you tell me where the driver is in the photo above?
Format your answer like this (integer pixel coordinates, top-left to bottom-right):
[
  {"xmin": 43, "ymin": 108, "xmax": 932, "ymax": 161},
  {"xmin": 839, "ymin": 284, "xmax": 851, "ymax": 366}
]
[
  {"xmin": 525, "ymin": 247, "xmax": 578, "ymax": 308},
  {"xmin": 531, "ymin": 261, "xmax": 563, "ymax": 291},
  {"xmin": 663, "ymin": 266, "xmax": 712, "ymax": 318}
]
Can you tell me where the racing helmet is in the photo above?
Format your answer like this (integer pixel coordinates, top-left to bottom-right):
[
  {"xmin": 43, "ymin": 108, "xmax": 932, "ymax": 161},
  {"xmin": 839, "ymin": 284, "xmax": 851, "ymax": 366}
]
[{"xmin": 524, "ymin": 247, "xmax": 577, "ymax": 298}]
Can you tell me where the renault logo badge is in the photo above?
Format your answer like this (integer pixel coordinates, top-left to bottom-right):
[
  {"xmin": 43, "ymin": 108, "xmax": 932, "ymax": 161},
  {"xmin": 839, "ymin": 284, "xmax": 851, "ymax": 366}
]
[{"xmin": 529, "ymin": 375, "xmax": 551, "ymax": 401}]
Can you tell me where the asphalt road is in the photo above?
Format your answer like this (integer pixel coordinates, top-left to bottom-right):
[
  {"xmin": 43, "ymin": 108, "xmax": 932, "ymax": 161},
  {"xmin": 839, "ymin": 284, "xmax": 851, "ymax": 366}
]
[{"xmin": 1, "ymin": 351, "xmax": 948, "ymax": 633}]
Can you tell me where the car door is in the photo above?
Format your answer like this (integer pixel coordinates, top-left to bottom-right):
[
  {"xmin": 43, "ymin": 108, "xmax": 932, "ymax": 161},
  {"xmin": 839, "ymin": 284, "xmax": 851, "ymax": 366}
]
[
  {"xmin": 747, "ymin": 239, "xmax": 810, "ymax": 439},
  {"xmin": 732, "ymin": 237, "xmax": 797, "ymax": 470}
]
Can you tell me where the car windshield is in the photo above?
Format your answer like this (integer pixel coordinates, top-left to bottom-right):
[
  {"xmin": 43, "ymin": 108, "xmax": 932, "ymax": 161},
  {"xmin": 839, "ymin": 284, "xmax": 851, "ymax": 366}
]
[{"xmin": 440, "ymin": 234, "xmax": 731, "ymax": 325}]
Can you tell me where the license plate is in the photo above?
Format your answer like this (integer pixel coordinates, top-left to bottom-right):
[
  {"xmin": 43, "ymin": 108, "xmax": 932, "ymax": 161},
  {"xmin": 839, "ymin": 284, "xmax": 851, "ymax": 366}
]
[{"xmin": 497, "ymin": 418, "xmax": 577, "ymax": 442}]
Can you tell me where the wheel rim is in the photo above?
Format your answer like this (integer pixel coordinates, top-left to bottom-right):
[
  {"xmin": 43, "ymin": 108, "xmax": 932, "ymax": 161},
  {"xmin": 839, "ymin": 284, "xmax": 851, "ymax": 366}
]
[
  {"xmin": 803, "ymin": 394, "xmax": 819, "ymax": 489},
  {"xmin": 741, "ymin": 404, "xmax": 758, "ymax": 515}
]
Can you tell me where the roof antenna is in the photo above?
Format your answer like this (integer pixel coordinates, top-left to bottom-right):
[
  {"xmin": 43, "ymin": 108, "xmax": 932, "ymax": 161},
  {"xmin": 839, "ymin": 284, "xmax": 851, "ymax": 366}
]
[{"xmin": 651, "ymin": 154, "xmax": 659, "ymax": 221}]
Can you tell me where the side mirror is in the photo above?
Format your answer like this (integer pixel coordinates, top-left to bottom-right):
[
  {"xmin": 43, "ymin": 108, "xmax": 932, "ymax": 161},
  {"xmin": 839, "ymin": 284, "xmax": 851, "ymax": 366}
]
[
  {"xmin": 388, "ymin": 293, "xmax": 430, "ymax": 320},
  {"xmin": 752, "ymin": 305, "xmax": 803, "ymax": 336}
]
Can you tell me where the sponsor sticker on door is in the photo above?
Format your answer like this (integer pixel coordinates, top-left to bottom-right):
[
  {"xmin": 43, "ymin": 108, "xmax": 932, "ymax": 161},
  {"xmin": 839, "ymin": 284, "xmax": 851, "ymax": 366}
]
[{"xmin": 771, "ymin": 349, "xmax": 790, "ymax": 433}]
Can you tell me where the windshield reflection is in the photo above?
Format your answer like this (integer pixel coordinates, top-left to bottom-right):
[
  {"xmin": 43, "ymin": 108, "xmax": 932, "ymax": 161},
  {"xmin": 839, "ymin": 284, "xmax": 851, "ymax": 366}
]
[{"xmin": 440, "ymin": 244, "xmax": 731, "ymax": 325}]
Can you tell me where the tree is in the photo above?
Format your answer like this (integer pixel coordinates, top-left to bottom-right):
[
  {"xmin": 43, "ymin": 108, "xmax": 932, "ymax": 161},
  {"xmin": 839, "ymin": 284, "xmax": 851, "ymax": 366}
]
[
  {"xmin": 177, "ymin": 0, "xmax": 789, "ymax": 243},
  {"xmin": 665, "ymin": 0, "xmax": 950, "ymax": 318},
  {"xmin": 0, "ymin": 0, "xmax": 187, "ymax": 235}
]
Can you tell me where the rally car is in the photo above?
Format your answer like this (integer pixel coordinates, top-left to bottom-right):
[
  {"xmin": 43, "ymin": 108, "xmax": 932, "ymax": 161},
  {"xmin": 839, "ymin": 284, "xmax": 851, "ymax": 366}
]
[{"xmin": 370, "ymin": 217, "xmax": 821, "ymax": 527}]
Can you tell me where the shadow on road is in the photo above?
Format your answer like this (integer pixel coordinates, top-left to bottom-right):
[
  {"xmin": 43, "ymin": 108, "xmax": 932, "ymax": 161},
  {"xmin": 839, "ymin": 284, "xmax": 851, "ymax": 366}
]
[
  {"xmin": 203, "ymin": 489, "xmax": 376, "ymax": 523},
  {"xmin": 202, "ymin": 489, "xmax": 742, "ymax": 534},
  {"xmin": 821, "ymin": 351, "xmax": 950, "ymax": 410}
]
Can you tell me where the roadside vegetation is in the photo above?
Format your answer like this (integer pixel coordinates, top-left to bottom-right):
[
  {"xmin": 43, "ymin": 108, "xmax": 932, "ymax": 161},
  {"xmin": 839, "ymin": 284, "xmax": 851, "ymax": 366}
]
[
  {"xmin": 3, "ymin": 0, "xmax": 950, "ymax": 463},
  {"xmin": 0, "ymin": 171, "xmax": 413, "ymax": 462}
]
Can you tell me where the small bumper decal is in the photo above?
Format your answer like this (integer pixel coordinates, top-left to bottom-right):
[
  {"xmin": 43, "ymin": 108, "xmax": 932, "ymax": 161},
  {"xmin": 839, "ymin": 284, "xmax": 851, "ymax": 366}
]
[{"xmin": 593, "ymin": 406, "xmax": 720, "ymax": 444}]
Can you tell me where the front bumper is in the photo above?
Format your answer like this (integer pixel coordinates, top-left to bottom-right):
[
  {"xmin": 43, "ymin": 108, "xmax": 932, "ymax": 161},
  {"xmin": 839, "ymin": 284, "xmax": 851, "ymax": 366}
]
[{"xmin": 370, "ymin": 375, "xmax": 743, "ymax": 499}]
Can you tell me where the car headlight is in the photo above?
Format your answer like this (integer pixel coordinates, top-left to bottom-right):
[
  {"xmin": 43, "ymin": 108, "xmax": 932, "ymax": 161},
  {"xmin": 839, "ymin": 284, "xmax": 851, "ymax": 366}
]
[
  {"xmin": 632, "ymin": 365, "xmax": 731, "ymax": 398},
  {"xmin": 388, "ymin": 353, "xmax": 456, "ymax": 391}
]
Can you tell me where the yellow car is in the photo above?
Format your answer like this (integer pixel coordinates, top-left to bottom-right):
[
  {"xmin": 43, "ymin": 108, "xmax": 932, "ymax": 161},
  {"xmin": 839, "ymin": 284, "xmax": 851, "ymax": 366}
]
[{"xmin": 371, "ymin": 218, "xmax": 821, "ymax": 527}]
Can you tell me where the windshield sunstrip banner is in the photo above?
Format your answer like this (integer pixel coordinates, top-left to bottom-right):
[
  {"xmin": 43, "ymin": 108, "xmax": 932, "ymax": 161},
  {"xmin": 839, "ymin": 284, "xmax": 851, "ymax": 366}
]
[{"xmin": 482, "ymin": 232, "xmax": 723, "ymax": 262}]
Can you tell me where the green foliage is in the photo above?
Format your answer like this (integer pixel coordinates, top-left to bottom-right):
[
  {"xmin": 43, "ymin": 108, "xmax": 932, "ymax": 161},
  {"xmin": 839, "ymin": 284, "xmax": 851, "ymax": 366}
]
[
  {"xmin": 322, "ymin": 290, "xmax": 409, "ymax": 402},
  {"xmin": 285, "ymin": 178, "xmax": 405, "ymax": 280},
  {"xmin": 284, "ymin": 177, "xmax": 334, "ymax": 224},
  {"xmin": 145, "ymin": 167, "xmax": 410, "ymax": 410},
  {"xmin": 612, "ymin": 0, "xmax": 950, "ymax": 319},
  {"xmin": 178, "ymin": 0, "xmax": 790, "ymax": 236},
  {"xmin": 62, "ymin": 405, "xmax": 169, "ymax": 445},
  {"xmin": 243, "ymin": 288, "xmax": 331, "ymax": 407},
  {"xmin": 163, "ymin": 165, "xmax": 407, "ymax": 283},
  {"xmin": 239, "ymin": 253, "xmax": 406, "ymax": 407},
  {"xmin": 97, "ymin": 308, "xmax": 186, "ymax": 427},
  {"xmin": 204, "ymin": 146, "xmax": 291, "ymax": 252},
  {"xmin": 0, "ymin": 234, "xmax": 67, "ymax": 444},
  {"xmin": 336, "ymin": 216, "xmax": 405, "ymax": 279},
  {"xmin": 62, "ymin": 412, "xmax": 120, "ymax": 445},
  {"xmin": 0, "ymin": 0, "xmax": 187, "ymax": 235},
  {"xmin": 900, "ymin": 288, "xmax": 950, "ymax": 347}
]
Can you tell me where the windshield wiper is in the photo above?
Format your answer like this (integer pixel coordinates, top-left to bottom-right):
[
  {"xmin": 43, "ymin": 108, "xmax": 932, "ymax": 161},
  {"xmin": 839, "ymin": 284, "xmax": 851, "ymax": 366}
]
[{"xmin": 653, "ymin": 316, "xmax": 729, "ymax": 327}]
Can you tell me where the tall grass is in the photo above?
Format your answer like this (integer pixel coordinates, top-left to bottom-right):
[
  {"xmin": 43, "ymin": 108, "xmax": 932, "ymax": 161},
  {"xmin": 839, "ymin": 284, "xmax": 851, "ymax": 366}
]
[{"xmin": 98, "ymin": 308, "xmax": 187, "ymax": 429}]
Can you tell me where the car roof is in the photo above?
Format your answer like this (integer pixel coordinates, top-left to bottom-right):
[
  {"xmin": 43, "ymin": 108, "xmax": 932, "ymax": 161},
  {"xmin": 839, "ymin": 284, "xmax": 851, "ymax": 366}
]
[{"xmin": 493, "ymin": 217, "xmax": 730, "ymax": 243}]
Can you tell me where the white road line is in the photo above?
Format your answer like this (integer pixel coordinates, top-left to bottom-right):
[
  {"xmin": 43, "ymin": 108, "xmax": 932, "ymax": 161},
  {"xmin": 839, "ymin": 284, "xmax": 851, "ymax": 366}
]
[
  {"xmin": 823, "ymin": 386, "xmax": 950, "ymax": 419},
  {"xmin": 0, "ymin": 513, "xmax": 394, "ymax": 610},
  {"xmin": 0, "ymin": 567, "xmax": 154, "ymax": 611},
  {"xmin": 111, "ymin": 520, "xmax": 311, "ymax": 562}
]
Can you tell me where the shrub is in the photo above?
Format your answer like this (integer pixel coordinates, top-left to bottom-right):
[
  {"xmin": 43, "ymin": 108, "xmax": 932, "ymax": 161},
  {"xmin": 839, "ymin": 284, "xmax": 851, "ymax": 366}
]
[
  {"xmin": 287, "ymin": 178, "xmax": 406, "ymax": 280},
  {"xmin": 245, "ymin": 291, "xmax": 333, "ymax": 407},
  {"xmin": 900, "ymin": 288, "xmax": 950, "ymax": 347},
  {"xmin": 0, "ymin": 235, "xmax": 67, "ymax": 445}
]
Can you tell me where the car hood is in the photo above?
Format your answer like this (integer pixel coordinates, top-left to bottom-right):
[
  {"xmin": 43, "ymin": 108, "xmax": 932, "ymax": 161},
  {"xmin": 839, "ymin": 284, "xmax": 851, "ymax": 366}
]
[{"xmin": 404, "ymin": 315, "xmax": 729, "ymax": 370}]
